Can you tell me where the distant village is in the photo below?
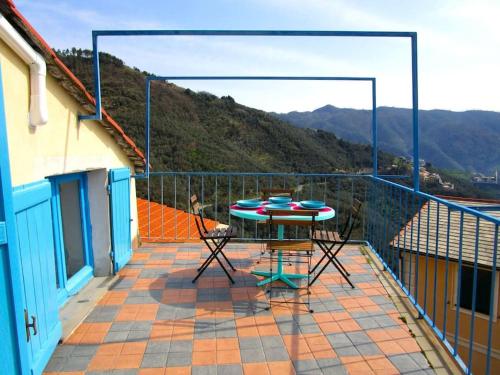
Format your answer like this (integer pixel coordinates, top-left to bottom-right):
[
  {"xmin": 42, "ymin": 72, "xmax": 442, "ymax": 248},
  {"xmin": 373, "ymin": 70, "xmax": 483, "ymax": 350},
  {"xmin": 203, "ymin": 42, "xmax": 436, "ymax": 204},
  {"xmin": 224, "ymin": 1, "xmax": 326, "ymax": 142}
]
[
  {"xmin": 388, "ymin": 157, "xmax": 500, "ymax": 192},
  {"xmin": 471, "ymin": 170, "xmax": 499, "ymax": 185},
  {"xmin": 390, "ymin": 156, "xmax": 455, "ymax": 190}
]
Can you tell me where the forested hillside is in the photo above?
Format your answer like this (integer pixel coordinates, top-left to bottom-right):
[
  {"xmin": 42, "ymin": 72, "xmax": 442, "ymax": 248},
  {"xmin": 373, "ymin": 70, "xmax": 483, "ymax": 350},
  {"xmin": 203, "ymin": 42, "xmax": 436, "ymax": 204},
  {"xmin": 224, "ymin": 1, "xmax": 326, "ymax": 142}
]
[
  {"xmin": 56, "ymin": 49, "xmax": 498, "ymax": 205},
  {"xmin": 57, "ymin": 49, "xmax": 390, "ymax": 174},
  {"xmin": 277, "ymin": 105, "xmax": 500, "ymax": 174}
]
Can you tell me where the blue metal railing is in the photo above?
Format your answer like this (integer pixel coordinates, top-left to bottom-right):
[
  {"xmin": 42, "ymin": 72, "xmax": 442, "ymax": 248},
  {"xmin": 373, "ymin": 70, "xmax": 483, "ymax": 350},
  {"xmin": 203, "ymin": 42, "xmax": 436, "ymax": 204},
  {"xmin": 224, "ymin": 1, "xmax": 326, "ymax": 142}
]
[
  {"xmin": 135, "ymin": 172, "xmax": 396, "ymax": 241},
  {"xmin": 81, "ymin": 28, "xmax": 421, "ymax": 189},
  {"xmin": 144, "ymin": 76, "xmax": 378, "ymax": 181},
  {"xmin": 366, "ymin": 176, "xmax": 500, "ymax": 375},
  {"xmin": 135, "ymin": 172, "xmax": 499, "ymax": 373}
]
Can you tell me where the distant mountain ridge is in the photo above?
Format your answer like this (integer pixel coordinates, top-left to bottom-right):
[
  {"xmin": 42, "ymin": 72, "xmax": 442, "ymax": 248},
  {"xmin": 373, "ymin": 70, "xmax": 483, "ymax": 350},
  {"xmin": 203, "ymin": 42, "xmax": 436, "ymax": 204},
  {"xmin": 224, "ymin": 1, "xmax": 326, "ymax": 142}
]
[{"xmin": 276, "ymin": 105, "xmax": 500, "ymax": 174}]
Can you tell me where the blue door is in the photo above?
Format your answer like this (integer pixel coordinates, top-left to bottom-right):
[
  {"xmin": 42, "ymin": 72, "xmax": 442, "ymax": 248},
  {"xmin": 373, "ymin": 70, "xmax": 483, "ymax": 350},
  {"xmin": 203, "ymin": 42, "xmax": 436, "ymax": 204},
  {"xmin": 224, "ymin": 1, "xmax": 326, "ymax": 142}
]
[
  {"xmin": 0, "ymin": 63, "xmax": 27, "ymax": 374},
  {"xmin": 13, "ymin": 181, "xmax": 62, "ymax": 375},
  {"xmin": 0, "ymin": 64, "xmax": 61, "ymax": 374},
  {"xmin": 109, "ymin": 168, "xmax": 132, "ymax": 273},
  {"xmin": 50, "ymin": 173, "xmax": 93, "ymax": 305}
]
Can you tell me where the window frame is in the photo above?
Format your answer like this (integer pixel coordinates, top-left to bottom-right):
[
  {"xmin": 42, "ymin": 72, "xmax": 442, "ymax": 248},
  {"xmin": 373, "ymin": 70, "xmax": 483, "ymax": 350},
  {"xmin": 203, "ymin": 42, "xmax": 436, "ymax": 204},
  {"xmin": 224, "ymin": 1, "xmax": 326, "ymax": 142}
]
[{"xmin": 453, "ymin": 263, "xmax": 499, "ymax": 321}]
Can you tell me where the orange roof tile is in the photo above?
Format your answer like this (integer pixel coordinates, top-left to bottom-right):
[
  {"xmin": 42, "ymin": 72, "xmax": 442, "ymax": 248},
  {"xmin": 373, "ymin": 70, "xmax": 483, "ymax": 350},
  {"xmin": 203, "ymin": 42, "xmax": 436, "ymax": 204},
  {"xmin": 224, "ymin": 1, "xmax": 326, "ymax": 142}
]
[
  {"xmin": 137, "ymin": 198, "xmax": 220, "ymax": 242},
  {"xmin": 1, "ymin": 1, "xmax": 145, "ymax": 170}
]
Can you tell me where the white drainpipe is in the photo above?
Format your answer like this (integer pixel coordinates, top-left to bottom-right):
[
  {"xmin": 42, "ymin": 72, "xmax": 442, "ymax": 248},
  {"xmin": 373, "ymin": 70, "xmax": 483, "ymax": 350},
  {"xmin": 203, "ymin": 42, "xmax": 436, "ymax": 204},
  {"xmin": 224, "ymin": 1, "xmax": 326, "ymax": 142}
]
[{"xmin": 0, "ymin": 15, "xmax": 48, "ymax": 126}]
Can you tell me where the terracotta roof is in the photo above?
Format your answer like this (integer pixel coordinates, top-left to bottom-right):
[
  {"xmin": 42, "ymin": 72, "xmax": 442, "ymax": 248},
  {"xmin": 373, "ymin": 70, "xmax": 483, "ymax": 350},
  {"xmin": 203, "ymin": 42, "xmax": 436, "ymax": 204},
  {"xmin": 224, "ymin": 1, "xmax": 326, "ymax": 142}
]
[
  {"xmin": 392, "ymin": 197, "xmax": 500, "ymax": 269},
  {"xmin": 137, "ymin": 198, "xmax": 221, "ymax": 242},
  {"xmin": 0, "ymin": 0, "xmax": 145, "ymax": 172}
]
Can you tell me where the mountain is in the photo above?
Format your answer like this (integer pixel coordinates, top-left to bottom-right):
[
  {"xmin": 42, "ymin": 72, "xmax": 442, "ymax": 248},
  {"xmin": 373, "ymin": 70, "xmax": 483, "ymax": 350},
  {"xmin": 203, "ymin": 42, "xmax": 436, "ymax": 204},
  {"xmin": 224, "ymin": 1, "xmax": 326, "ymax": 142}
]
[
  {"xmin": 276, "ymin": 105, "xmax": 500, "ymax": 174},
  {"xmin": 56, "ymin": 49, "xmax": 391, "ymax": 175}
]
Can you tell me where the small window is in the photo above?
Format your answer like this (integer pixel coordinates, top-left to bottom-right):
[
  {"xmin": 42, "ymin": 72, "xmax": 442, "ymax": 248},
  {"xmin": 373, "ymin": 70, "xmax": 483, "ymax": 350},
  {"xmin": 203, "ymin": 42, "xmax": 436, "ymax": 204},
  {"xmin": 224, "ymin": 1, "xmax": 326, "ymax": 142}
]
[{"xmin": 458, "ymin": 265, "xmax": 493, "ymax": 315}]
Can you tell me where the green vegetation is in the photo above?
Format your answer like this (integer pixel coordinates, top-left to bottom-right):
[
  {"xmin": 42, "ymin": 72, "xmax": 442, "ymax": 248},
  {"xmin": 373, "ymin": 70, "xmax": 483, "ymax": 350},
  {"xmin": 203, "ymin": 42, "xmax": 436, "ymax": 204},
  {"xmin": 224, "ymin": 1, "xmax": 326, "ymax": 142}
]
[
  {"xmin": 56, "ymin": 49, "xmax": 497, "ymax": 208},
  {"xmin": 57, "ymin": 49, "xmax": 391, "ymax": 175},
  {"xmin": 57, "ymin": 49, "xmax": 400, "ymax": 235},
  {"xmin": 278, "ymin": 105, "xmax": 500, "ymax": 175},
  {"xmin": 422, "ymin": 168, "xmax": 500, "ymax": 199}
]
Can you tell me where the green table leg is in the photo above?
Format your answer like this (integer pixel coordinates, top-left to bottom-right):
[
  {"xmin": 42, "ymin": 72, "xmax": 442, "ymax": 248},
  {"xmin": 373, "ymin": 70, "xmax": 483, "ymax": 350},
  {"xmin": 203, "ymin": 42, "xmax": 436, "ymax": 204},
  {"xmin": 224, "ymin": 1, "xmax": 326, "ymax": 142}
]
[{"xmin": 252, "ymin": 224, "xmax": 308, "ymax": 289}]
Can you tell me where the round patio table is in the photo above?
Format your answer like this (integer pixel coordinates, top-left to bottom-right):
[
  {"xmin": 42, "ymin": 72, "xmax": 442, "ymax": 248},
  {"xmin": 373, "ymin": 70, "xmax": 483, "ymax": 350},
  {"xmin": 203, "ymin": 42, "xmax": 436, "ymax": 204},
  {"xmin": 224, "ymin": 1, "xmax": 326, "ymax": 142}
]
[{"xmin": 230, "ymin": 202, "xmax": 335, "ymax": 289}]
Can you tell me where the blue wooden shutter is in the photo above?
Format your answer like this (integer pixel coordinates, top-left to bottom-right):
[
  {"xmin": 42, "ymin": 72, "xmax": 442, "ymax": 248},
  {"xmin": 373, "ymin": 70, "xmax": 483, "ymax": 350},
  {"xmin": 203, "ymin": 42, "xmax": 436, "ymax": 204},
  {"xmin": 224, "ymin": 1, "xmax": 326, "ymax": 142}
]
[
  {"xmin": 0, "ymin": 63, "xmax": 29, "ymax": 375},
  {"xmin": 109, "ymin": 168, "xmax": 132, "ymax": 273},
  {"xmin": 13, "ymin": 181, "xmax": 62, "ymax": 375}
]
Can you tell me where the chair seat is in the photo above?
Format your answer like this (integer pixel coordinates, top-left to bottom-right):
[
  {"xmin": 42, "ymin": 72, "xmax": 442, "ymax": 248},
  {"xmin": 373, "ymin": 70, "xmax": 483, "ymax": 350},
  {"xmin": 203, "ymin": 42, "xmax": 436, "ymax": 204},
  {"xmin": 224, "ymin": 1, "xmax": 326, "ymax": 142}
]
[
  {"xmin": 312, "ymin": 229, "xmax": 341, "ymax": 242},
  {"xmin": 203, "ymin": 226, "xmax": 238, "ymax": 239},
  {"xmin": 266, "ymin": 240, "xmax": 314, "ymax": 252}
]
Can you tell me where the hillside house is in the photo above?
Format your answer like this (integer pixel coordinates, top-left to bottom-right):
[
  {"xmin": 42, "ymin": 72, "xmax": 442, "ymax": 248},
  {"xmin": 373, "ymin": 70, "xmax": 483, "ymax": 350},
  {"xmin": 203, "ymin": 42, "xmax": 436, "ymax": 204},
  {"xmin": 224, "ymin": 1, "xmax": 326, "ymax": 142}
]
[
  {"xmin": 0, "ymin": 3, "xmax": 145, "ymax": 373},
  {"xmin": 391, "ymin": 196, "xmax": 500, "ymax": 374}
]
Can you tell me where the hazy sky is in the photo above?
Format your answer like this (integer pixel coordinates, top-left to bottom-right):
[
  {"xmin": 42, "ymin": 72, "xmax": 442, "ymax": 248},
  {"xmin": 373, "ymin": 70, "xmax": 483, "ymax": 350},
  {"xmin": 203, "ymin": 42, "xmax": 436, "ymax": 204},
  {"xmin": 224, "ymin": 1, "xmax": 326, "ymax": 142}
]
[{"xmin": 15, "ymin": 0, "xmax": 500, "ymax": 113}]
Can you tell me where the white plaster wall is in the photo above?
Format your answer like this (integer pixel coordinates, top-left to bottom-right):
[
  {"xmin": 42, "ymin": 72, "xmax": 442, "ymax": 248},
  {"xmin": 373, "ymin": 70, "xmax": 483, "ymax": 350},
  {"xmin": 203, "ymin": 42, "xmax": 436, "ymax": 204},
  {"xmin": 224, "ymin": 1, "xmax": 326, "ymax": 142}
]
[
  {"xmin": 87, "ymin": 169, "xmax": 112, "ymax": 276},
  {"xmin": 0, "ymin": 38, "xmax": 141, "ymax": 248}
]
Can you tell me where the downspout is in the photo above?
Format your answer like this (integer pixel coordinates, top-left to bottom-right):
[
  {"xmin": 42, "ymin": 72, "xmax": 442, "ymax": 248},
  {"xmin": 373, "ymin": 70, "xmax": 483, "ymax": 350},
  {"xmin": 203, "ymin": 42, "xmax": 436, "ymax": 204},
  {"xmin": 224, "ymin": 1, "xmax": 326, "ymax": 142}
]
[{"xmin": 0, "ymin": 15, "xmax": 48, "ymax": 126}]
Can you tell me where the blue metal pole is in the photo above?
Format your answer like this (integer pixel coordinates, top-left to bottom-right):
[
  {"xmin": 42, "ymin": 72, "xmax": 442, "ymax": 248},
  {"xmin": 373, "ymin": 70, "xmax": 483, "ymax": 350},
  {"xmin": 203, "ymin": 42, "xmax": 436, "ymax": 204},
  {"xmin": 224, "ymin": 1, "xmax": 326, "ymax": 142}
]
[
  {"xmin": 432, "ymin": 203, "xmax": 440, "ymax": 325},
  {"xmin": 382, "ymin": 183, "xmax": 389, "ymax": 263},
  {"xmin": 396, "ymin": 185, "xmax": 402, "ymax": 276},
  {"xmin": 147, "ymin": 75, "xmax": 376, "ymax": 81},
  {"xmin": 408, "ymin": 194, "xmax": 415, "ymax": 296},
  {"xmin": 467, "ymin": 218, "xmax": 481, "ymax": 373},
  {"xmin": 453, "ymin": 212, "xmax": 465, "ymax": 355},
  {"xmin": 242, "ymin": 175, "xmax": 245, "ymax": 238},
  {"xmin": 402, "ymin": 189, "xmax": 408, "ymax": 286},
  {"xmin": 372, "ymin": 79, "xmax": 378, "ymax": 177},
  {"xmin": 93, "ymin": 30, "xmax": 416, "ymax": 37},
  {"xmin": 423, "ymin": 199, "xmax": 431, "ymax": 314},
  {"xmin": 442, "ymin": 209, "xmax": 451, "ymax": 339},
  {"xmin": 78, "ymin": 32, "xmax": 101, "ymax": 121},
  {"xmin": 82, "ymin": 29, "xmax": 418, "ymax": 135},
  {"xmin": 228, "ymin": 176, "xmax": 232, "ymax": 227},
  {"xmin": 187, "ymin": 175, "xmax": 191, "ymax": 240},
  {"xmin": 215, "ymin": 175, "xmax": 218, "ymax": 224},
  {"xmin": 411, "ymin": 34, "xmax": 420, "ymax": 191},
  {"xmin": 174, "ymin": 175, "xmax": 177, "ymax": 240},
  {"xmin": 385, "ymin": 183, "xmax": 392, "ymax": 266},
  {"xmin": 145, "ymin": 171, "xmax": 410, "ymax": 180},
  {"xmin": 414, "ymin": 196, "xmax": 422, "ymax": 307},
  {"xmin": 145, "ymin": 78, "xmax": 151, "ymax": 177},
  {"xmin": 486, "ymin": 225, "xmax": 499, "ymax": 374}
]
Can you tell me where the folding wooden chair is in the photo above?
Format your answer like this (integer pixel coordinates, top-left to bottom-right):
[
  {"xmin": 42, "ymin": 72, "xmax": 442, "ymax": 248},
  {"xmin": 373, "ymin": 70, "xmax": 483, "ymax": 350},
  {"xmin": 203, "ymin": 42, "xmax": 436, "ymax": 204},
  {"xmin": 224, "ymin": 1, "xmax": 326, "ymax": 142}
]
[
  {"xmin": 260, "ymin": 188, "xmax": 294, "ymax": 200},
  {"xmin": 191, "ymin": 195, "xmax": 237, "ymax": 284},
  {"xmin": 257, "ymin": 188, "xmax": 295, "ymax": 260},
  {"xmin": 309, "ymin": 199, "xmax": 362, "ymax": 288},
  {"xmin": 265, "ymin": 209, "xmax": 318, "ymax": 313}
]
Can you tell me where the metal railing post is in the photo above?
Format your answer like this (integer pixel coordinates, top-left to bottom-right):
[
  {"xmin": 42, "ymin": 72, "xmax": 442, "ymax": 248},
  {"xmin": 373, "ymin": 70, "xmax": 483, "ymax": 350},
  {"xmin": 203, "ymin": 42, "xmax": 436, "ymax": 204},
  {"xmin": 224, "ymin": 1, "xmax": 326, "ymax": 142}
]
[
  {"xmin": 486, "ymin": 225, "xmax": 499, "ymax": 374},
  {"xmin": 161, "ymin": 175, "xmax": 164, "ymax": 239}
]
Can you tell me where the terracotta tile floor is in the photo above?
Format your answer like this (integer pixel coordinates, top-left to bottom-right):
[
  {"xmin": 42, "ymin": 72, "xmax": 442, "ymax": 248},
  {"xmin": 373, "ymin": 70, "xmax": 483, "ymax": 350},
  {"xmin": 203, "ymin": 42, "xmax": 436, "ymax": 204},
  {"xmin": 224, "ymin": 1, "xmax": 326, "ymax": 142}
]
[{"xmin": 44, "ymin": 243, "xmax": 435, "ymax": 374}]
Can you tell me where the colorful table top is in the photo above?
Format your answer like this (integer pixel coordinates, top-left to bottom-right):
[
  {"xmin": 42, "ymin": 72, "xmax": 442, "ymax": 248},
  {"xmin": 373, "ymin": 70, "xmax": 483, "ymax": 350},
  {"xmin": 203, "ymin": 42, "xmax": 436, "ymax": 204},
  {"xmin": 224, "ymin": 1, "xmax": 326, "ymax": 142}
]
[{"xmin": 229, "ymin": 201, "xmax": 335, "ymax": 221}]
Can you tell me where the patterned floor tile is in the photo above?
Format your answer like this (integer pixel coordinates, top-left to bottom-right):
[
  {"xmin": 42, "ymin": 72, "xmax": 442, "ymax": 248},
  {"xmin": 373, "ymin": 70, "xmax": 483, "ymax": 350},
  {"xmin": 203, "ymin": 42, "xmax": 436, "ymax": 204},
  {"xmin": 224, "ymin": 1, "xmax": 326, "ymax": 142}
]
[{"xmin": 45, "ymin": 243, "xmax": 434, "ymax": 374}]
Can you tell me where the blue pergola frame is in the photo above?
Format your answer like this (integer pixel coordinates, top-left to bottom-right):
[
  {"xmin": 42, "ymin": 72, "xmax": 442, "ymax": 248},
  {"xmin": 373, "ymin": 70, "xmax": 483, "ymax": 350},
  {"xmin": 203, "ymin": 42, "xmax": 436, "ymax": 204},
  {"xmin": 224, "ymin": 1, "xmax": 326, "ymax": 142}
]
[
  {"xmin": 145, "ymin": 75, "xmax": 377, "ymax": 178},
  {"xmin": 79, "ymin": 30, "xmax": 419, "ymax": 190}
]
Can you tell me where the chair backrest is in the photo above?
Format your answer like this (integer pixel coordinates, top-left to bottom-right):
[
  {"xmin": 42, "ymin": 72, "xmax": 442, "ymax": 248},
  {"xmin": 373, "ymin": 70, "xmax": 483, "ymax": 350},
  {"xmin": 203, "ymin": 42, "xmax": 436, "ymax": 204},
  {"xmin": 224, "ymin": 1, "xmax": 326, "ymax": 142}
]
[
  {"xmin": 191, "ymin": 194, "xmax": 202, "ymax": 215},
  {"xmin": 340, "ymin": 198, "xmax": 363, "ymax": 240},
  {"xmin": 191, "ymin": 194, "xmax": 208, "ymax": 235},
  {"xmin": 261, "ymin": 188, "xmax": 294, "ymax": 200},
  {"xmin": 266, "ymin": 209, "xmax": 319, "ymax": 237}
]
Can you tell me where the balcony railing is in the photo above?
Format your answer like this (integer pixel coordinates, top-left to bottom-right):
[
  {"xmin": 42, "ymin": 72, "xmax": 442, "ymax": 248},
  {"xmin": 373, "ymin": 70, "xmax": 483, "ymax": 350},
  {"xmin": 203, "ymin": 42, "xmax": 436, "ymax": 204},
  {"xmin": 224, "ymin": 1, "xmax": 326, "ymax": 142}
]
[
  {"xmin": 135, "ymin": 172, "xmax": 500, "ymax": 374},
  {"xmin": 366, "ymin": 176, "xmax": 500, "ymax": 375},
  {"xmin": 135, "ymin": 172, "xmax": 385, "ymax": 242}
]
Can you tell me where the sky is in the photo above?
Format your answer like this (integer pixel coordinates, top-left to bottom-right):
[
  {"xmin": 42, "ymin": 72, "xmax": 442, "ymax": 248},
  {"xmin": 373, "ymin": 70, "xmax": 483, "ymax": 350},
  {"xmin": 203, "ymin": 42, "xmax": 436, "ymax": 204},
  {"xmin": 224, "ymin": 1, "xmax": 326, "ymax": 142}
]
[{"xmin": 14, "ymin": 0, "xmax": 500, "ymax": 113}]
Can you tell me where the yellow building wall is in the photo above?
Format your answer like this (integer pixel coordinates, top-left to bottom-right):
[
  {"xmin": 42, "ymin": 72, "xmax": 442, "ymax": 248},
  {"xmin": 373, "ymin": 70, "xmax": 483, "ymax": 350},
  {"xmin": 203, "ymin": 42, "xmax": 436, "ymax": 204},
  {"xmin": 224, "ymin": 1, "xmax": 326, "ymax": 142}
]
[
  {"xmin": 407, "ymin": 253, "xmax": 500, "ymax": 374},
  {"xmin": 0, "ymin": 38, "xmax": 140, "ymax": 247}
]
